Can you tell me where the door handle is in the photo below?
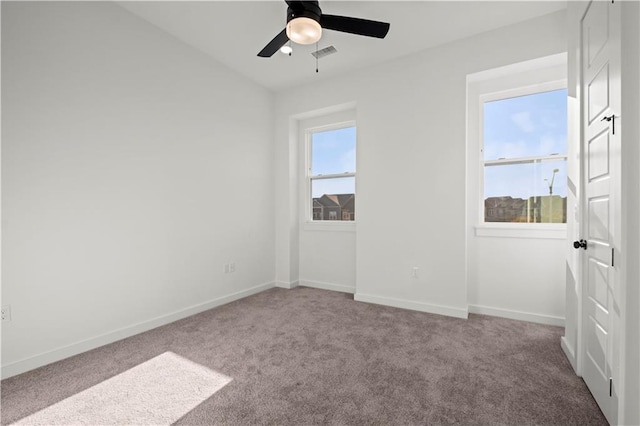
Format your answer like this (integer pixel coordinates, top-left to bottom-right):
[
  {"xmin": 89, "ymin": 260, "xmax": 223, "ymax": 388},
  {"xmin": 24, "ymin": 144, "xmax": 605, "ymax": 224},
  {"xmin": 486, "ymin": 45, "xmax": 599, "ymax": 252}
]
[{"xmin": 573, "ymin": 239, "xmax": 588, "ymax": 250}]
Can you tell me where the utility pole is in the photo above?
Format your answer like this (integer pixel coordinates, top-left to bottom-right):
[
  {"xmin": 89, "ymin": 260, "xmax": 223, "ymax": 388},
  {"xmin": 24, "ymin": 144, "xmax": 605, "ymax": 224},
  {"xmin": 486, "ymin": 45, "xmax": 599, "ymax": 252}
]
[
  {"xmin": 544, "ymin": 168, "xmax": 560, "ymax": 222},
  {"xmin": 545, "ymin": 168, "xmax": 560, "ymax": 195}
]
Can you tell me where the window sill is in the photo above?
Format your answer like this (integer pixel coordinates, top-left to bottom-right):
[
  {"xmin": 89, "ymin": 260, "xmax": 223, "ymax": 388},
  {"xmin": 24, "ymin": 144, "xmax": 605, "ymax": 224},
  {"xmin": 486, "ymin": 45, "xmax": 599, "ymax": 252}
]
[
  {"xmin": 475, "ymin": 224, "xmax": 566, "ymax": 239},
  {"xmin": 302, "ymin": 221, "xmax": 356, "ymax": 232}
]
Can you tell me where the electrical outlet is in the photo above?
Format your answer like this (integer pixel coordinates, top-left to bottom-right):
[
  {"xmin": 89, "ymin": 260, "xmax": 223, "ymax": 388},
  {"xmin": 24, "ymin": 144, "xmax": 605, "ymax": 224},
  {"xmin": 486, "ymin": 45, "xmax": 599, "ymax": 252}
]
[
  {"xmin": 229, "ymin": 262, "xmax": 236, "ymax": 273},
  {"xmin": 1, "ymin": 305, "xmax": 11, "ymax": 321},
  {"xmin": 411, "ymin": 267, "xmax": 419, "ymax": 279}
]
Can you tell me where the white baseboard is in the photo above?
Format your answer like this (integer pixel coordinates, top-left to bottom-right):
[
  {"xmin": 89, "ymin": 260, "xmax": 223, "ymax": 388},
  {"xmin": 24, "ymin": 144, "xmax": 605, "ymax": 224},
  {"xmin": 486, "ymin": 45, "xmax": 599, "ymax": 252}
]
[
  {"xmin": 1, "ymin": 281, "xmax": 275, "ymax": 380},
  {"xmin": 274, "ymin": 280, "xmax": 299, "ymax": 289},
  {"xmin": 354, "ymin": 293, "xmax": 468, "ymax": 319},
  {"xmin": 561, "ymin": 336, "xmax": 579, "ymax": 373},
  {"xmin": 468, "ymin": 304, "xmax": 565, "ymax": 327},
  {"xmin": 299, "ymin": 280, "xmax": 355, "ymax": 294}
]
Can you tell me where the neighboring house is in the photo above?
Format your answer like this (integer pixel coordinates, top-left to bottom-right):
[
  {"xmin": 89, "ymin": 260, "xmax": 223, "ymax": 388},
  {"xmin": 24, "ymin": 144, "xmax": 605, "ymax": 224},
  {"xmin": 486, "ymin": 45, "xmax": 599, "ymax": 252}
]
[
  {"xmin": 485, "ymin": 196, "xmax": 567, "ymax": 223},
  {"xmin": 485, "ymin": 196, "xmax": 527, "ymax": 222},
  {"xmin": 312, "ymin": 194, "xmax": 355, "ymax": 221}
]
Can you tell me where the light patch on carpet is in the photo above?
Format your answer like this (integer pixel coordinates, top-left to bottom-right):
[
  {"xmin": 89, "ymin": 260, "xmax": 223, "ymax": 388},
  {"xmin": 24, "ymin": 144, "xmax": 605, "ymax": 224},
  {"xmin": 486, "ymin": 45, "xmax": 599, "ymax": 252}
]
[{"xmin": 12, "ymin": 352, "xmax": 232, "ymax": 425}]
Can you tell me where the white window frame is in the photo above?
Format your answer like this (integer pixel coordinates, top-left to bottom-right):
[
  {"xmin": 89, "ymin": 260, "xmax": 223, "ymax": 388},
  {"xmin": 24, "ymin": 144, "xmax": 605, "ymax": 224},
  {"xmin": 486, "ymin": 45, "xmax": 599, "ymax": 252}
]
[
  {"xmin": 467, "ymin": 53, "xmax": 568, "ymax": 239},
  {"xmin": 479, "ymin": 81, "xmax": 568, "ymax": 228},
  {"xmin": 304, "ymin": 120, "xmax": 357, "ymax": 228}
]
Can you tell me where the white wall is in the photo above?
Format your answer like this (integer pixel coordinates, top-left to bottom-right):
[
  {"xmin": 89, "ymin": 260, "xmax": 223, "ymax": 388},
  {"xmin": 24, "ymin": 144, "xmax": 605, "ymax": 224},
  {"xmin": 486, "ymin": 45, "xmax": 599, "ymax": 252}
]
[
  {"xmin": 1, "ymin": 2, "xmax": 275, "ymax": 378},
  {"xmin": 469, "ymin": 237, "xmax": 566, "ymax": 323},
  {"xmin": 299, "ymin": 228, "xmax": 356, "ymax": 293},
  {"xmin": 275, "ymin": 10, "xmax": 568, "ymax": 319}
]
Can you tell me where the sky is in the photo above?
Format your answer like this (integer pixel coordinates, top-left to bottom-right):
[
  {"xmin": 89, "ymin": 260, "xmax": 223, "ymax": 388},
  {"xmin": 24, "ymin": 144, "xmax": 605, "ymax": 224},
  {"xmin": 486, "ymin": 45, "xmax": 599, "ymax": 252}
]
[
  {"xmin": 483, "ymin": 88, "xmax": 568, "ymax": 199},
  {"xmin": 311, "ymin": 126, "xmax": 356, "ymax": 198}
]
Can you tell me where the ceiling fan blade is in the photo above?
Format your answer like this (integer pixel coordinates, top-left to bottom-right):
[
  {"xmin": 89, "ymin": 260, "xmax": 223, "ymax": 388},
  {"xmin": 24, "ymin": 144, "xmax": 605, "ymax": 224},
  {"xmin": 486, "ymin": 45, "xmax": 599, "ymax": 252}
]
[
  {"xmin": 257, "ymin": 29, "xmax": 289, "ymax": 57},
  {"xmin": 320, "ymin": 14, "xmax": 390, "ymax": 39}
]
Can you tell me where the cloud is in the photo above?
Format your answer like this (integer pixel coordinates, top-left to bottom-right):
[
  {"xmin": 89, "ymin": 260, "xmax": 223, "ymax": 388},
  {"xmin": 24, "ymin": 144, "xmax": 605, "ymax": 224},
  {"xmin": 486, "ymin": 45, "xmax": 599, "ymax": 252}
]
[
  {"xmin": 501, "ymin": 140, "xmax": 527, "ymax": 159},
  {"xmin": 510, "ymin": 112, "xmax": 535, "ymax": 133},
  {"xmin": 340, "ymin": 148, "xmax": 356, "ymax": 173},
  {"xmin": 483, "ymin": 139, "xmax": 526, "ymax": 160},
  {"xmin": 539, "ymin": 135, "xmax": 566, "ymax": 155}
]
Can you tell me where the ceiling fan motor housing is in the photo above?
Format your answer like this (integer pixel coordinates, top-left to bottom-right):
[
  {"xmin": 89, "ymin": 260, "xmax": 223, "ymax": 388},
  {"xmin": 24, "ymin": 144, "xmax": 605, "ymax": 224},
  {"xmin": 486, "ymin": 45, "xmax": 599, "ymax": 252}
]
[{"xmin": 286, "ymin": 1, "xmax": 321, "ymax": 24}]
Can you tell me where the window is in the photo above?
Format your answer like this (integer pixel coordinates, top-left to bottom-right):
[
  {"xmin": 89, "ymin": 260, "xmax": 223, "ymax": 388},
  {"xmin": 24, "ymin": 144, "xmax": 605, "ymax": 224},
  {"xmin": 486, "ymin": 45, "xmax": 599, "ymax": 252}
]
[
  {"xmin": 481, "ymin": 87, "xmax": 568, "ymax": 224},
  {"xmin": 307, "ymin": 125, "xmax": 356, "ymax": 222}
]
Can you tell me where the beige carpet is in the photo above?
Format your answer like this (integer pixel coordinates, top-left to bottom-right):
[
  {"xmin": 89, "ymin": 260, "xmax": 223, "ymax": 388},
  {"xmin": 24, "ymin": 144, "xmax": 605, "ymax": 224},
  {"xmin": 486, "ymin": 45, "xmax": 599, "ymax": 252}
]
[
  {"xmin": 10, "ymin": 352, "xmax": 231, "ymax": 425},
  {"xmin": 1, "ymin": 287, "xmax": 607, "ymax": 425}
]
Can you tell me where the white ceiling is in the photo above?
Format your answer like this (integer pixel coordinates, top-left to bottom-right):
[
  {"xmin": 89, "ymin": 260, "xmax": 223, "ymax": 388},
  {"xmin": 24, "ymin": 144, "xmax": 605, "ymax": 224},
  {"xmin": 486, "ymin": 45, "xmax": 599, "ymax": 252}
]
[{"xmin": 117, "ymin": 1, "xmax": 567, "ymax": 92}]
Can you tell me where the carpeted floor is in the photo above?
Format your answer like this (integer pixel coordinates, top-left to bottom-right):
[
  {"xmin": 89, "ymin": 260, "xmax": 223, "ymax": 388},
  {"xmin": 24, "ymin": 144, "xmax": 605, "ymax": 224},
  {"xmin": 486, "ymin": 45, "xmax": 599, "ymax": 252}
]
[
  {"xmin": 10, "ymin": 352, "xmax": 232, "ymax": 425},
  {"xmin": 2, "ymin": 287, "xmax": 606, "ymax": 425}
]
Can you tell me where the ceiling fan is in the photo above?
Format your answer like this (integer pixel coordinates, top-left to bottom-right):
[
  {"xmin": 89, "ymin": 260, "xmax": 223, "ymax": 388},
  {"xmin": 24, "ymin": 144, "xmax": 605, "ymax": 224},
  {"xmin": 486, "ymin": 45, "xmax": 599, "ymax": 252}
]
[{"xmin": 257, "ymin": 0, "xmax": 390, "ymax": 58}]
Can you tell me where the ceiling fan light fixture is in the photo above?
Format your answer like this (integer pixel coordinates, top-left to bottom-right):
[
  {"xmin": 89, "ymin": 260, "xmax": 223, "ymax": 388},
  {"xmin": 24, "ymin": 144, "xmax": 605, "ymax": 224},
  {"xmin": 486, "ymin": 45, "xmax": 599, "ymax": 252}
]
[{"xmin": 286, "ymin": 17, "xmax": 322, "ymax": 45}]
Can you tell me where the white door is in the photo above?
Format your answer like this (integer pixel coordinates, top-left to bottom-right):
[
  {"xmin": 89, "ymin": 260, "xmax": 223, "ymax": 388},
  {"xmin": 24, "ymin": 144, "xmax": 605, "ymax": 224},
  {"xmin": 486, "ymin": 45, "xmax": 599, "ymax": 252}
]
[{"xmin": 580, "ymin": 0, "xmax": 621, "ymax": 423}]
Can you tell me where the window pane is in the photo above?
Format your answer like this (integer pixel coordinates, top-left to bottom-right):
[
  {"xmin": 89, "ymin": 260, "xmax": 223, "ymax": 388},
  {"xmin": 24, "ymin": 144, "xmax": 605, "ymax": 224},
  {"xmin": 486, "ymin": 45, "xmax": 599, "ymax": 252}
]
[
  {"xmin": 484, "ymin": 89, "xmax": 567, "ymax": 161},
  {"xmin": 311, "ymin": 126, "xmax": 356, "ymax": 175},
  {"xmin": 484, "ymin": 160, "xmax": 566, "ymax": 223},
  {"xmin": 311, "ymin": 177, "xmax": 355, "ymax": 221}
]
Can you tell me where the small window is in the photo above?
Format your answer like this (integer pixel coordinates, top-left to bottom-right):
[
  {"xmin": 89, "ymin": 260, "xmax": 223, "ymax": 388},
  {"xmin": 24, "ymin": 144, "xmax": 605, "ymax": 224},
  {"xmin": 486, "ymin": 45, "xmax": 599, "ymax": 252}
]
[
  {"xmin": 482, "ymin": 88, "xmax": 567, "ymax": 223},
  {"xmin": 308, "ymin": 125, "xmax": 356, "ymax": 221}
]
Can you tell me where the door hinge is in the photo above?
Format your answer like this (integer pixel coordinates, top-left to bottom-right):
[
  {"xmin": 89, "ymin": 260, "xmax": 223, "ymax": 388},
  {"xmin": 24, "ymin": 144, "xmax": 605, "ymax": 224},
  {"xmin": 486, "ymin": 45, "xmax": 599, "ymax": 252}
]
[
  {"xmin": 610, "ymin": 378, "xmax": 613, "ymax": 397},
  {"xmin": 611, "ymin": 248, "xmax": 615, "ymax": 267},
  {"xmin": 601, "ymin": 115, "xmax": 616, "ymax": 135}
]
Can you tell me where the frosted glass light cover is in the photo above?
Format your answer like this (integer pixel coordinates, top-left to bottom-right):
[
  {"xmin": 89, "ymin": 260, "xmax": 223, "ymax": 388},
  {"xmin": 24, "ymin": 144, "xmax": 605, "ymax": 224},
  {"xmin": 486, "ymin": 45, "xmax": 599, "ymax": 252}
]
[{"xmin": 286, "ymin": 17, "xmax": 322, "ymax": 45}]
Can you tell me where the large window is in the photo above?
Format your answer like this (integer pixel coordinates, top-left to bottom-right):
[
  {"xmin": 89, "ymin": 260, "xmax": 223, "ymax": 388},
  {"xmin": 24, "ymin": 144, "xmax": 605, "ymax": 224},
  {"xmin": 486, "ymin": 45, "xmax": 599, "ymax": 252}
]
[
  {"xmin": 308, "ymin": 125, "xmax": 356, "ymax": 221},
  {"xmin": 481, "ymin": 87, "xmax": 568, "ymax": 223}
]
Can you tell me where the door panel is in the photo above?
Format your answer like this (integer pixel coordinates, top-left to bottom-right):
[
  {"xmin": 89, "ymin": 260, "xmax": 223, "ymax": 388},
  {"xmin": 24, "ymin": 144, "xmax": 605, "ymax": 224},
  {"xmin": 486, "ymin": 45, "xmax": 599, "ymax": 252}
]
[
  {"xmin": 586, "ymin": 0, "xmax": 608, "ymax": 66},
  {"xmin": 581, "ymin": 0, "xmax": 621, "ymax": 423},
  {"xmin": 586, "ymin": 317, "xmax": 607, "ymax": 373},
  {"xmin": 587, "ymin": 130, "xmax": 609, "ymax": 180},
  {"xmin": 587, "ymin": 197, "xmax": 609, "ymax": 241},
  {"xmin": 587, "ymin": 258, "xmax": 608, "ymax": 309},
  {"xmin": 587, "ymin": 64, "xmax": 609, "ymax": 123}
]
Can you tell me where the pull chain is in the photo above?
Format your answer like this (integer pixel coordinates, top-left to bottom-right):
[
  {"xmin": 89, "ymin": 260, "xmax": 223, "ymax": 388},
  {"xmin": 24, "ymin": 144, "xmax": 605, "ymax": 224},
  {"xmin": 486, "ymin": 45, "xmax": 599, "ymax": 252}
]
[{"xmin": 316, "ymin": 41, "xmax": 319, "ymax": 73}]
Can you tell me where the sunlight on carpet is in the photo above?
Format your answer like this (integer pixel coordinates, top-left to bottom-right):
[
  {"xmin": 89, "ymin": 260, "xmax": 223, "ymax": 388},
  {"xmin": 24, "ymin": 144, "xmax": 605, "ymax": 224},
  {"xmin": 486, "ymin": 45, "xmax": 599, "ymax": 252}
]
[{"xmin": 11, "ymin": 352, "xmax": 232, "ymax": 425}]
